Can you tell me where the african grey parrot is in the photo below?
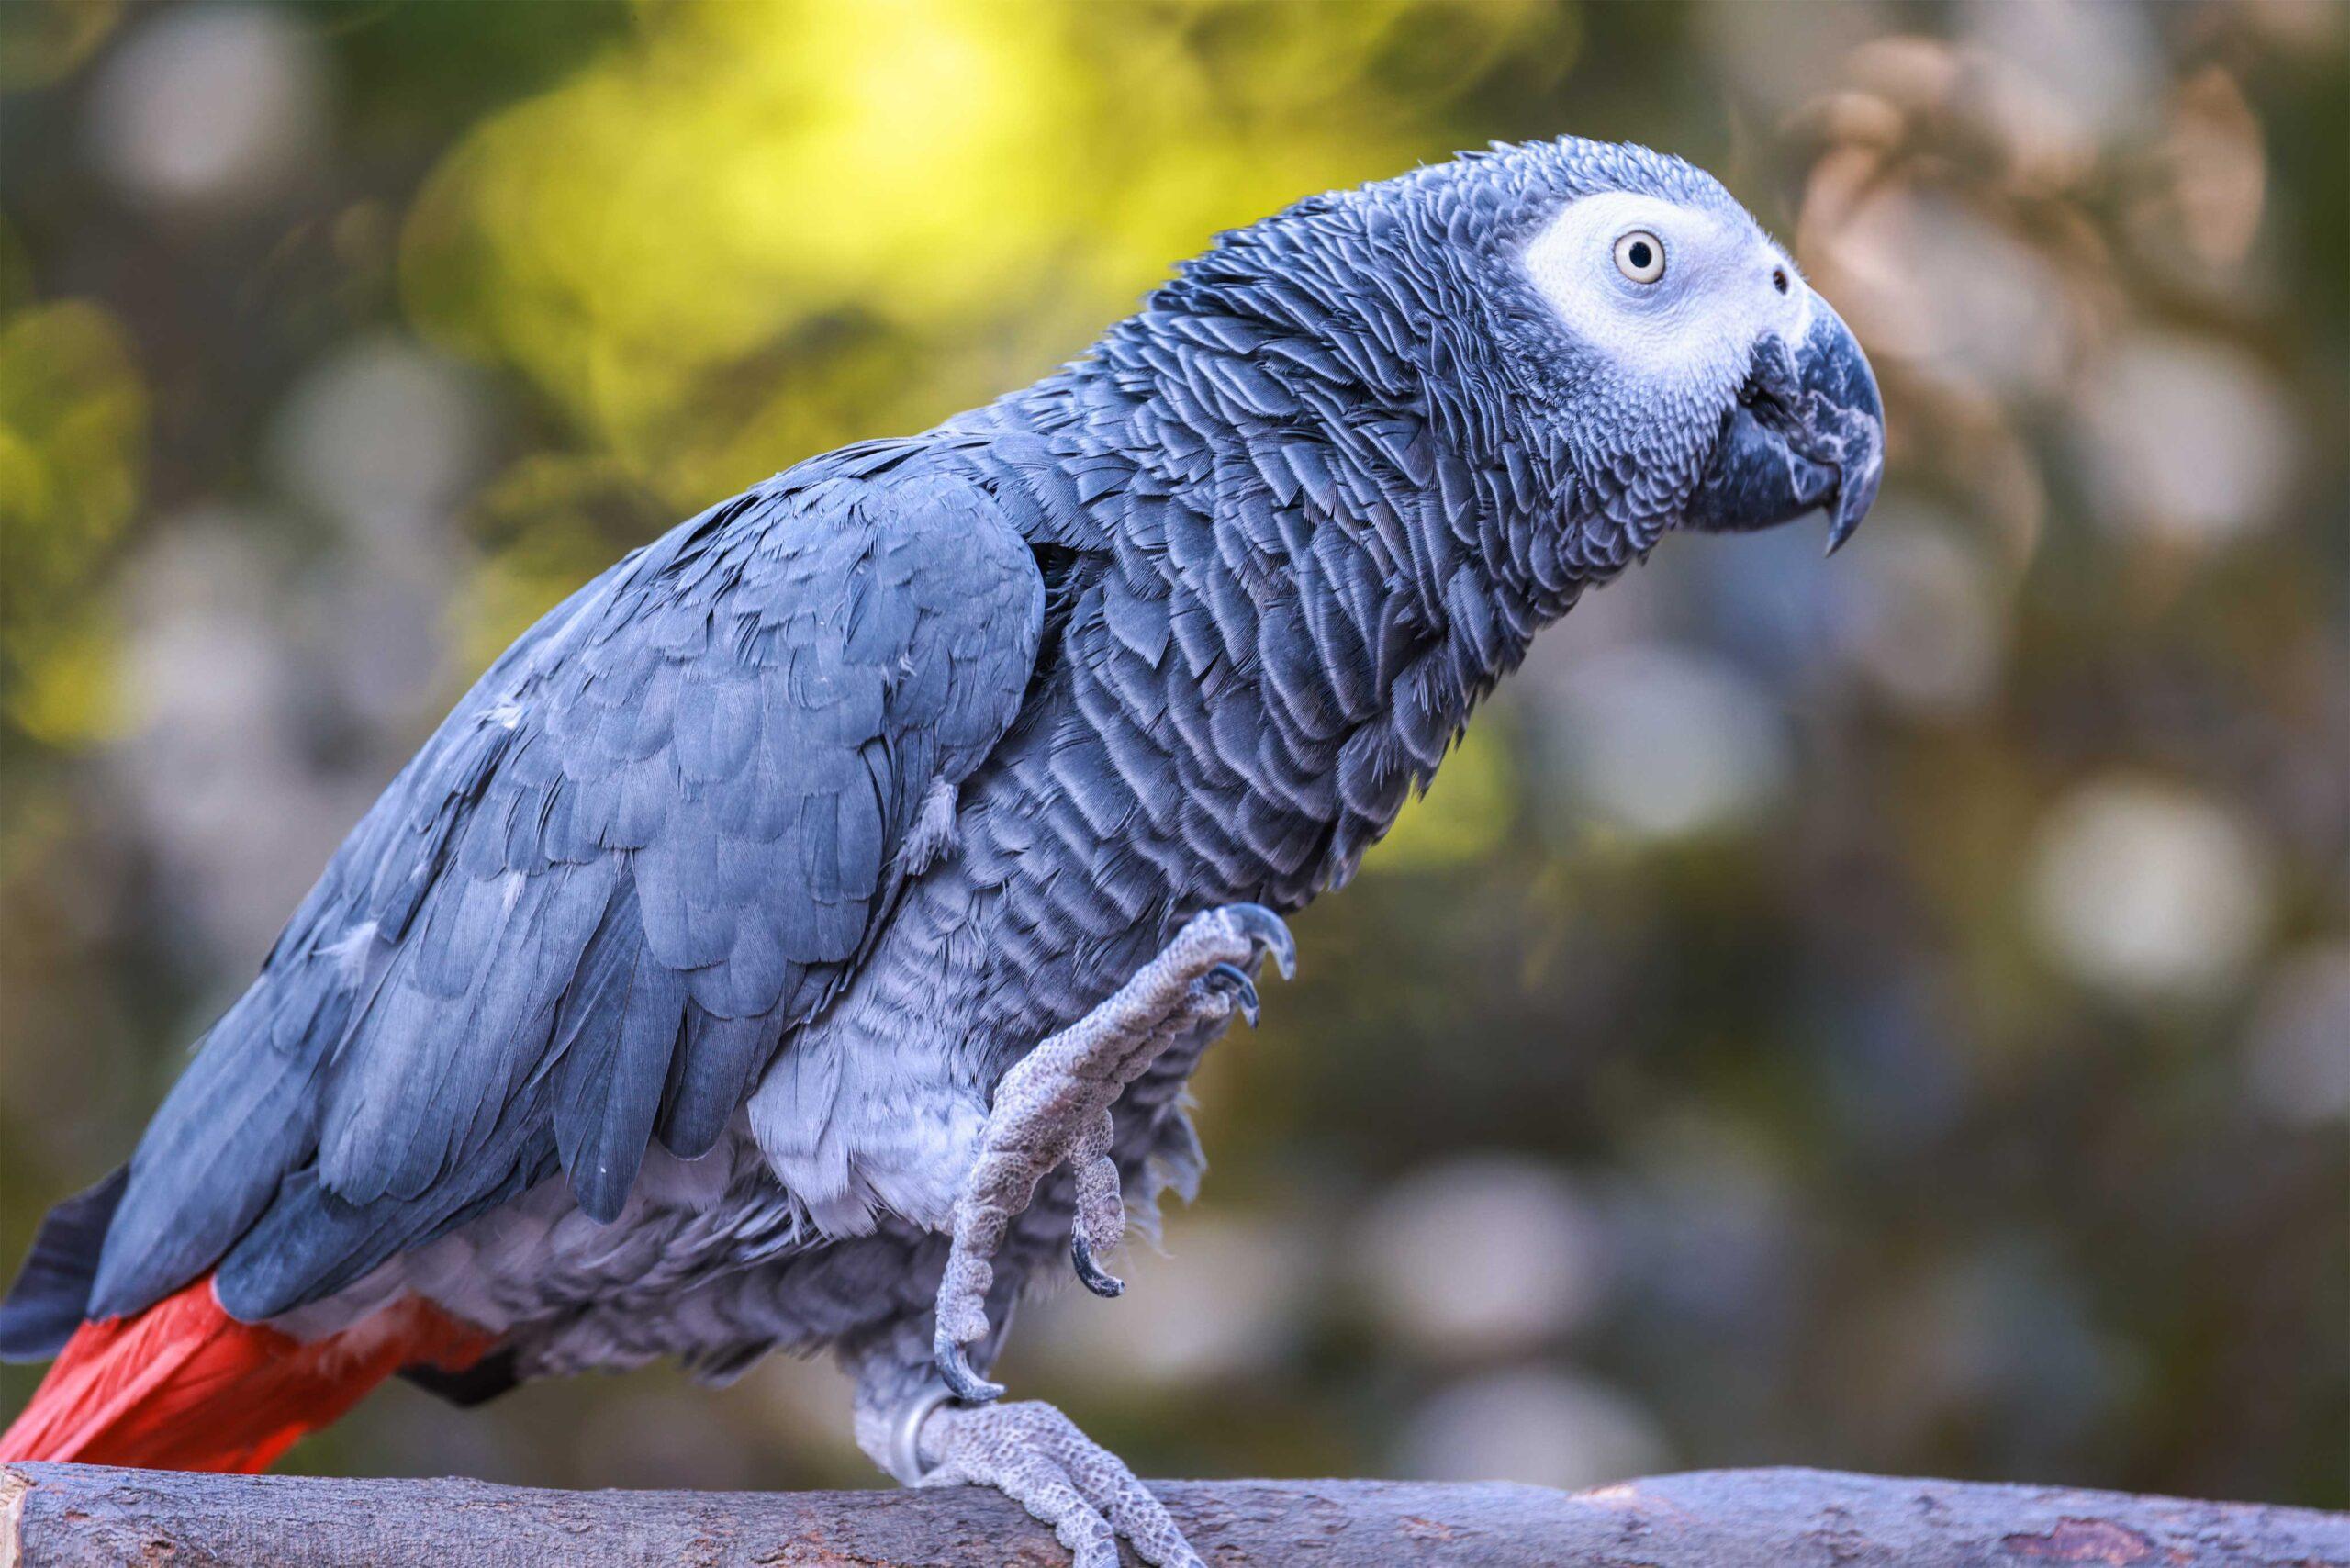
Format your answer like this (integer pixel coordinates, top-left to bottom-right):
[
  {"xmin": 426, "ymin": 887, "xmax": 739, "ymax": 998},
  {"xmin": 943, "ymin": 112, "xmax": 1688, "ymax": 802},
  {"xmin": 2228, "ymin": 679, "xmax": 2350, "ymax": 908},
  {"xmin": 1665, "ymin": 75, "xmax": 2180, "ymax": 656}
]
[{"xmin": 0, "ymin": 136, "xmax": 1880, "ymax": 1566}]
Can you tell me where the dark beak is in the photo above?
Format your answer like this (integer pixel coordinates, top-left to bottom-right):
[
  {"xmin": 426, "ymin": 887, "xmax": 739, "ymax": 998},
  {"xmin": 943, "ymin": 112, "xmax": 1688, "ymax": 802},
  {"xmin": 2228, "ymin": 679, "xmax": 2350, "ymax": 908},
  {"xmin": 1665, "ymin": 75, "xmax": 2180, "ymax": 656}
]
[{"xmin": 1681, "ymin": 299, "xmax": 1884, "ymax": 554}]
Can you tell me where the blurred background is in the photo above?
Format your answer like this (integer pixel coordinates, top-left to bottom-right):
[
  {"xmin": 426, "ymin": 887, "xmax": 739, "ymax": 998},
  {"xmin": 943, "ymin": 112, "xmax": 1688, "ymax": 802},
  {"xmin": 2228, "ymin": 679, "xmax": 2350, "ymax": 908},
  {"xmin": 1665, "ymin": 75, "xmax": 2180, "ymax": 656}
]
[{"xmin": 1, "ymin": 0, "xmax": 2344, "ymax": 1511}]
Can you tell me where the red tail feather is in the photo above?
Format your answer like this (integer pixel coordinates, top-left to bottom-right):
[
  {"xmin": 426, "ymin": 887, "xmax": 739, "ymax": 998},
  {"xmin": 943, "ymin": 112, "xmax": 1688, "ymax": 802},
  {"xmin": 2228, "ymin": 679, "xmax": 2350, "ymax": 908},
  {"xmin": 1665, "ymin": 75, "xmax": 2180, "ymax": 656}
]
[{"xmin": 0, "ymin": 1276, "xmax": 492, "ymax": 1473}]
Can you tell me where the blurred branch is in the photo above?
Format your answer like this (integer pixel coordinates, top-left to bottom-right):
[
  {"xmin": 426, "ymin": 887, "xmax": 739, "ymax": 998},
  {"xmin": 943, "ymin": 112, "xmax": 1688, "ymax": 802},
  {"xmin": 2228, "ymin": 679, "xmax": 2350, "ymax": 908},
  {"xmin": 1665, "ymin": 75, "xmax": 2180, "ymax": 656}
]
[{"xmin": 5, "ymin": 1462, "xmax": 2344, "ymax": 1567}]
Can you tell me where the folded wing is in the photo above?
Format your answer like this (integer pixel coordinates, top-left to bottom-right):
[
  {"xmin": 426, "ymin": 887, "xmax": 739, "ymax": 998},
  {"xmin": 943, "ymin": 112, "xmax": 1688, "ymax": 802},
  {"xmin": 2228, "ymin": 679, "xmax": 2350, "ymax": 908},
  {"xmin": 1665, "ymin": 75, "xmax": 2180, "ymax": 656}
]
[{"xmin": 18, "ymin": 451, "xmax": 1042, "ymax": 1339}]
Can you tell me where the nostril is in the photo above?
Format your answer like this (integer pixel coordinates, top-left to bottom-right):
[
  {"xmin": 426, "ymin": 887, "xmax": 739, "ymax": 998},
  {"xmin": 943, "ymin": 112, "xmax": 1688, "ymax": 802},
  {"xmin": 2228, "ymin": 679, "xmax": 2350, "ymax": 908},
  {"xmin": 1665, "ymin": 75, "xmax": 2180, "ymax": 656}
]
[{"xmin": 1772, "ymin": 267, "xmax": 1790, "ymax": 296}]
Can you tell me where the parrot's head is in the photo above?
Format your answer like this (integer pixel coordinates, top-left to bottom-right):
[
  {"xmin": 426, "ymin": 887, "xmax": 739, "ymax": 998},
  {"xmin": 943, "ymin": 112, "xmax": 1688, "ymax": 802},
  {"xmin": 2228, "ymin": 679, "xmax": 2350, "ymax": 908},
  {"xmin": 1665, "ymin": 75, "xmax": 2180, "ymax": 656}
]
[
  {"xmin": 1495, "ymin": 138, "xmax": 1885, "ymax": 558},
  {"xmin": 1184, "ymin": 136, "xmax": 1884, "ymax": 578}
]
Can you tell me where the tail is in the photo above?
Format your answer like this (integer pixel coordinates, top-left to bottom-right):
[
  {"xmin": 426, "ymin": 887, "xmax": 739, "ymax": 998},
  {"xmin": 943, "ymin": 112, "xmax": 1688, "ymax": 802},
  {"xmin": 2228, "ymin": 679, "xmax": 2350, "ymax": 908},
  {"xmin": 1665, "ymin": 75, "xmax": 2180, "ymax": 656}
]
[{"xmin": 0, "ymin": 1274, "xmax": 492, "ymax": 1473}]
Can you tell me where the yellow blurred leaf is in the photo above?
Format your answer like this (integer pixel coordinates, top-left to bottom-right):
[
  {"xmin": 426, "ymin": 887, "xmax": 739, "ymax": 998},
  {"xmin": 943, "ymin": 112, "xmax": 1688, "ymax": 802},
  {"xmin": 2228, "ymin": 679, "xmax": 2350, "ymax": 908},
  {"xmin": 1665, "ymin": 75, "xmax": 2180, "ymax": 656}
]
[
  {"xmin": 5, "ymin": 604, "xmax": 122, "ymax": 747},
  {"xmin": 0, "ymin": 299, "xmax": 147, "ymax": 748},
  {"xmin": 0, "ymin": 0, "xmax": 120, "ymax": 92},
  {"xmin": 456, "ymin": 451, "xmax": 650, "ymax": 668},
  {"xmin": 398, "ymin": 0, "xmax": 1559, "ymax": 502},
  {"xmin": 1365, "ymin": 717, "xmax": 1516, "ymax": 874}
]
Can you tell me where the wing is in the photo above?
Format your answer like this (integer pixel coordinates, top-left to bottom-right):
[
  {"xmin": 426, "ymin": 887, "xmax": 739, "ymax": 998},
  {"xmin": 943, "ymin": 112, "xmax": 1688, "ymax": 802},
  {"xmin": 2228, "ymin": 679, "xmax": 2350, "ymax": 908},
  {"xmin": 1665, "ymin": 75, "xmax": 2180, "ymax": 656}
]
[{"xmin": 81, "ymin": 448, "xmax": 1044, "ymax": 1327}]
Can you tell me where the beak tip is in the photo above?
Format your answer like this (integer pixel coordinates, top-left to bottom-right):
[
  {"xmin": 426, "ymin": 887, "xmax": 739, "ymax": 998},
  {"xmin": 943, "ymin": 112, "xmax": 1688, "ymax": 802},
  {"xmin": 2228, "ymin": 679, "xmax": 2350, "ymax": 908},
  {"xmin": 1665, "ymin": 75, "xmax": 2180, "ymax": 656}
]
[
  {"xmin": 1684, "ymin": 305, "xmax": 1885, "ymax": 553},
  {"xmin": 1822, "ymin": 491, "xmax": 1866, "ymax": 556},
  {"xmin": 1824, "ymin": 482, "xmax": 1868, "ymax": 554},
  {"xmin": 1822, "ymin": 429, "xmax": 1885, "ymax": 558}
]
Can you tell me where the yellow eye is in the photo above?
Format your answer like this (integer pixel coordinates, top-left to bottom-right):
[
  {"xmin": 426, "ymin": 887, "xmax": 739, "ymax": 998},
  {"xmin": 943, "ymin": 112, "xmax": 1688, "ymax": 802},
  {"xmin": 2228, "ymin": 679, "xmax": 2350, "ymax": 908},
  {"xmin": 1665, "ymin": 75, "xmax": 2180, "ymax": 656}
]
[{"xmin": 1613, "ymin": 230, "xmax": 1666, "ymax": 284}]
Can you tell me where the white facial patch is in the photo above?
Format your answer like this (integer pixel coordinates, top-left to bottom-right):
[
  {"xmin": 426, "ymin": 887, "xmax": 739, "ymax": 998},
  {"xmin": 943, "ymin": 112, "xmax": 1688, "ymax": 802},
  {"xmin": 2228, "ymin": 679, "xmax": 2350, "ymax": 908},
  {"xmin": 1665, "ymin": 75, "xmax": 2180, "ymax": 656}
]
[{"xmin": 1520, "ymin": 190, "xmax": 1812, "ymax": 386}]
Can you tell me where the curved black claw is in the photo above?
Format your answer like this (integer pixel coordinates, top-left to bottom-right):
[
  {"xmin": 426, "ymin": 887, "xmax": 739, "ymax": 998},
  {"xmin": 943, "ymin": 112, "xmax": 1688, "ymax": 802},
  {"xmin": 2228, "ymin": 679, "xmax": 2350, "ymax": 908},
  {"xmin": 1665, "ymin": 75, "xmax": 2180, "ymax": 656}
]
[
  {"xmin": 934, "ymin": 1331, "xmax": 1005, "ymax": 1404},
  {"xmin": 1223, "ymin": 902, "xmax": 1297, "ymax": 980},
  {"xmin": 1203, "ymin": 961, "xmax": 1260, "ymax": 1027},
  {"xmin": 1070, "ymin": 1232, "xmax": 1125, "ymax": 1298}
]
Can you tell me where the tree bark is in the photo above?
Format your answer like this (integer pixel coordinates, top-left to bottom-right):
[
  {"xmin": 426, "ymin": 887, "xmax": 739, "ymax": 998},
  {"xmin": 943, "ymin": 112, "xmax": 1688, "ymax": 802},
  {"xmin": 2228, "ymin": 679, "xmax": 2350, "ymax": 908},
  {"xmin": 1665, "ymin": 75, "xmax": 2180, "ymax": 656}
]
[{"xmin": 3, "ymin": 1462, "xmax": 2343, "ymax": 1568}]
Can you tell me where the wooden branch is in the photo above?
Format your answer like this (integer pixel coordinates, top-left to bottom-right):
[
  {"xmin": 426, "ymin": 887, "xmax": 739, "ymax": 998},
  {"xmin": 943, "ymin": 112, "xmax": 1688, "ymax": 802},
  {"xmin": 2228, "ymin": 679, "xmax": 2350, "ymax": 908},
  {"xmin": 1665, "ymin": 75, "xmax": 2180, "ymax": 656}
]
[{"xmin": 4, "ymin": 1462, "xmax": 2344, "ymax": 1568}]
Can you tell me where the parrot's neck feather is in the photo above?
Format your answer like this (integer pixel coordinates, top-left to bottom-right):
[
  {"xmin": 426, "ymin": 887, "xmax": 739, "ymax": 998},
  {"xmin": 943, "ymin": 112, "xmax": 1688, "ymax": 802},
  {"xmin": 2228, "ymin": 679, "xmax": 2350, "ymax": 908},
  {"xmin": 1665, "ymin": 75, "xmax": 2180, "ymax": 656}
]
[{"xmin": 946, "ymin": 218, "xmax": 1647, "ymax": 894}]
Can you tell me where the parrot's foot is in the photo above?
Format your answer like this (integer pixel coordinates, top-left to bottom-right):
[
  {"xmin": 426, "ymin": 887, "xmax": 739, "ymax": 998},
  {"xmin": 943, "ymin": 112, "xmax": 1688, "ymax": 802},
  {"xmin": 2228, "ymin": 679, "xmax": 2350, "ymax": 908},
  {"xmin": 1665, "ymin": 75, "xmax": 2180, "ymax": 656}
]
[
  {"xmin": 933, "ymin": 903, "xmax": 1294, "ymax": 1401},
  {"xmin": 917, "ymin": 1397, "xmax": 1203, "ymax": 1568}
]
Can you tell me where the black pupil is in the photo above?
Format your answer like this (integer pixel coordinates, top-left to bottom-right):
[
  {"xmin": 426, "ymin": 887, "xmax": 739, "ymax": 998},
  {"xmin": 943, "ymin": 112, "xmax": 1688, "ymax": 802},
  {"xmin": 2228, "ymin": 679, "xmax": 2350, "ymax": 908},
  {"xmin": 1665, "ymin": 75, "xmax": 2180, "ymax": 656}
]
[
  {"xmin": 1627, "ymin": 240, "xmax": 1653, "ymax": 270},
  {"xmin": 1773, "ymin": 267, "xmax": 1789, "ymax": 294}
]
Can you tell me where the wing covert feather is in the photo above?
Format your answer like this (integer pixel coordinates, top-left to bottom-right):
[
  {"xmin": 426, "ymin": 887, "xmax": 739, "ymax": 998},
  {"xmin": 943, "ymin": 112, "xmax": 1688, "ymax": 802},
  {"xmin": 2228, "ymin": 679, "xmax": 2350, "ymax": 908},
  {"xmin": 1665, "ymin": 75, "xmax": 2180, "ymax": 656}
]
[{"xmin": 89, "ymin": 454, "xmax": 1045, "ymax": 1322}]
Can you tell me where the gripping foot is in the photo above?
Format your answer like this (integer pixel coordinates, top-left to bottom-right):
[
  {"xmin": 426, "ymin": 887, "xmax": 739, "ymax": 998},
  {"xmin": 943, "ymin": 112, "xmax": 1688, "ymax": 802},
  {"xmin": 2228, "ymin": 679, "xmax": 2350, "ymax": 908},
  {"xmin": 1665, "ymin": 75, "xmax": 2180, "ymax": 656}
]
[
  {"xmin": 930, "ymin": 904, "xmax": 1295, "ymax": 1401},
  {"xmin": 916, "ymin": 1396, "xmax": 1205, "ymax": 1568}
]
